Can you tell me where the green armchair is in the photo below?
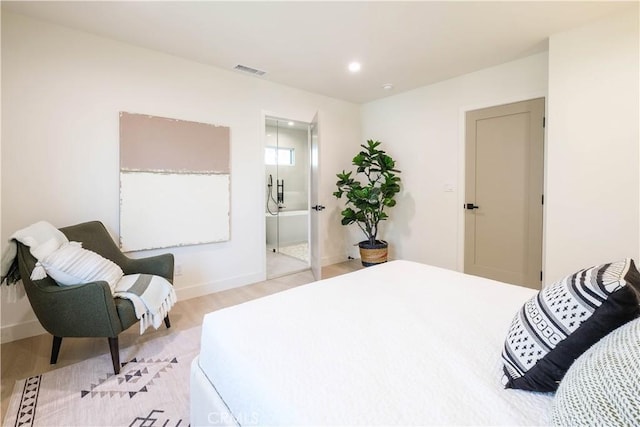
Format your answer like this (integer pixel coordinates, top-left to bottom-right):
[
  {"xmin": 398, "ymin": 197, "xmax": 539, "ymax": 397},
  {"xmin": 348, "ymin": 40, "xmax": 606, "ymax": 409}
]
[{"xmin": 16, "ymin": 221, "xmax": 174, "ymax": 374}]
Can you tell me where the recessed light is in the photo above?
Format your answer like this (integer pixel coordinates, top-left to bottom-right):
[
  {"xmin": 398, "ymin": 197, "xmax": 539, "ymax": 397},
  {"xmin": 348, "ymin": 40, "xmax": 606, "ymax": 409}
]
[
  {"xmin": 382, "ymin": 83, "xmax": 394, "ymax": 90},
  {"xmin": 288, "ymin": 121, "xmax": 294, "ymax": 126},
  {"xmin": 348, "ymin": 61, "xmax": 361, "ymax": 73}
]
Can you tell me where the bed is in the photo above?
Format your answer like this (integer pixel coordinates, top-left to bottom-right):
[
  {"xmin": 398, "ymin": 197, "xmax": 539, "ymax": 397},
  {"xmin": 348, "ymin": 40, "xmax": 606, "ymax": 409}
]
[{"xmin": 190, "ymin": 260, "xmax": 555, "ymax": 426}]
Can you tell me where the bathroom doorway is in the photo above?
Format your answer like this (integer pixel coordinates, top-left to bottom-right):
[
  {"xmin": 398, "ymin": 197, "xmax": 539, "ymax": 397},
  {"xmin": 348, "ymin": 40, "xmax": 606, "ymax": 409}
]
[{"xmin": 265, "ymin": 116, "xmax": 311, "ymax": 278}]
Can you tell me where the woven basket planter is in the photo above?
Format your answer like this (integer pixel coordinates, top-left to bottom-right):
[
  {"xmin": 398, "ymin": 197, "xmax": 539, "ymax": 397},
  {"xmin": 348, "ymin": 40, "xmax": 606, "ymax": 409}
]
[{"xmin": 358, "ymin": 240, "xmax": 388, "ymax": 267}]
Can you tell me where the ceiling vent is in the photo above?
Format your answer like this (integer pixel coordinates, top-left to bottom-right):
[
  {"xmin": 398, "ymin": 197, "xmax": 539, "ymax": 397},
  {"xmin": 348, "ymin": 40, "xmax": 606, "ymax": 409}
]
[{"xmin": 233, "ymin": 64, "xmax": 267, "ymax": 76}]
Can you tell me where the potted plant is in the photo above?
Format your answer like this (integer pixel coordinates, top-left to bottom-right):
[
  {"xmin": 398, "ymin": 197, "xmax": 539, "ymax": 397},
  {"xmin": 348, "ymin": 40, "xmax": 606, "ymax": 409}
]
[{"xmin": 333, "ymin": 139, "xmax": 401, "ymax": 266}]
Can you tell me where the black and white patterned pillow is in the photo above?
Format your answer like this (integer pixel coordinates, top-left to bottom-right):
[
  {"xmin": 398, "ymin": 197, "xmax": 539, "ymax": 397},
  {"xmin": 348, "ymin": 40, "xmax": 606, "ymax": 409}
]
[{"xmin": 501, "ymin": 258, "xmax": 640, "ymax": 392}]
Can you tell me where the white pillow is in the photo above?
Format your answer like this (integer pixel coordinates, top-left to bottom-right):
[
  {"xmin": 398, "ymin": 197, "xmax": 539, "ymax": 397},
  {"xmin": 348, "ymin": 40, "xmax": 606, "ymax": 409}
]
[
  {"xmin": 551, "ymin": 317, "xmax": 640, "ymax": 425},
  {"xmin": 35, "ymin": 241, "xmax": 124, "ymax": 291},
  {"xmin": 30, "ymin": 236, "xmax": 68, "ymax": 260}
]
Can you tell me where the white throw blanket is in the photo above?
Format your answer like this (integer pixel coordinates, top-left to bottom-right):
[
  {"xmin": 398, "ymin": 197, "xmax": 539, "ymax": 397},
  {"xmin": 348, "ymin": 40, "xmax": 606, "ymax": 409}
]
[
  {"xmin": 115, "ymin": 274, "xmax": 177, "ymax": 334},
  {"xmin": 1, "ymin": 221, "xmax": 69, "ymax": 280},
  {"xmin": 1, "ymin": 221, "xmax": 69, "ymax": 302}
]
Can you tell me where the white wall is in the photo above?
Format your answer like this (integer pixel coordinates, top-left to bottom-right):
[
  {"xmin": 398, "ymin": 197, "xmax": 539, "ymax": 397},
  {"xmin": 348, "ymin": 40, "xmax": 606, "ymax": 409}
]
[
  {"xmin": 360, "ymin": 7, "xmax": 639, "ymax": 283},
  {"xmin": 545, "ymin": 8, "xmax": 639, "ymax": 283},
  {"xmin": 0, "ymin": 12, "xmax": 360, "ymax": 342},
  {"xmin": 361, "ymin": 53, "xmax": 548, "ymax": 270}
]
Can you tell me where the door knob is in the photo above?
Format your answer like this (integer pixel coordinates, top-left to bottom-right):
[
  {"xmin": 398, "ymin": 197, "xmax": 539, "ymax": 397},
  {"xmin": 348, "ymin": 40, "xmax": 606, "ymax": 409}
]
[
  {"xmin": 312, "ymin": 205, "xmax": 326, "ymax": 211},
  {"xmin": 465, "ymin": 203, "xmax": 479, "ymax": 210}
]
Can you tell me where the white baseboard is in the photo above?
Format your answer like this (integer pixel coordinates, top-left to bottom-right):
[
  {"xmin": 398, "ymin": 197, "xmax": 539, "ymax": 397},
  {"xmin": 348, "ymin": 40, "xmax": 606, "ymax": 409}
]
[
  {"xmin": 1, "ymin": 319, "xmax": 46, "ymax": 344},
  {"xmin": 176, "ymin": 271, "xmax": 265, "ymax": 301},
  {"xmin": 322, "ymin": 254, "xmax": 356, "ymax": 266}
]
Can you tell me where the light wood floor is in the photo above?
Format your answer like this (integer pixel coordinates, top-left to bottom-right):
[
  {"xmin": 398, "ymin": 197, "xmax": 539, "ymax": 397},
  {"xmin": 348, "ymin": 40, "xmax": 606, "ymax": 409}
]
[{"xmin": 0, "ymin": 260, "xmax": 362, "ymax": 422}]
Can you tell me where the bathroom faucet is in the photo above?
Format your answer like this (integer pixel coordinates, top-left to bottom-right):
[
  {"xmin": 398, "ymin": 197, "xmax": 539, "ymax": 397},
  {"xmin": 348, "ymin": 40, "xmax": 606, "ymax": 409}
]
[{"xmin": 277, "ymin": 179, "xmax": 284, "ymax": 204}]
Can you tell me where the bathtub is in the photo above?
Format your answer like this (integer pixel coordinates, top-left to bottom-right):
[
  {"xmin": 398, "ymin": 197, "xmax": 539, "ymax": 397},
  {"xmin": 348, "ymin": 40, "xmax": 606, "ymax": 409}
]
[{"xmin": 265, "ymin": 209, "xmax": 308, "ymax": 247}]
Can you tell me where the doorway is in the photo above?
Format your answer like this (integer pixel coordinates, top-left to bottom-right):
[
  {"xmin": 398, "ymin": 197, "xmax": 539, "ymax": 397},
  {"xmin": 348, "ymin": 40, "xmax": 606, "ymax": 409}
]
[
  {"xmin": 464, "ymin": 98, "xmax": 545, "ymax": 289},
  {"xmin": 265, "ymin": 117, "xmax": 311, "ymax": 279}
]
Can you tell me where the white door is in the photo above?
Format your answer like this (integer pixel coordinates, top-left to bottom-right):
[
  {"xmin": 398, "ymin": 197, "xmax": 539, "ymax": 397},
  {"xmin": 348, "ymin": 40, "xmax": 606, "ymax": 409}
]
[
  {"xmin": 309, "ymin": 113, "xmax": 322, "ymax": 280},
  {"xmin": 464, "ymin": 98, "xmax": 545, "ymax": 289}
]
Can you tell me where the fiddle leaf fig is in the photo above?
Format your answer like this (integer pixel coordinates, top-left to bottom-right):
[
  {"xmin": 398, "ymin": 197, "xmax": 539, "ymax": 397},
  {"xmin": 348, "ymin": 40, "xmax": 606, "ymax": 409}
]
[{"xmin": 334, "ymin": 139, "xmax": 401, "ymax": 245}]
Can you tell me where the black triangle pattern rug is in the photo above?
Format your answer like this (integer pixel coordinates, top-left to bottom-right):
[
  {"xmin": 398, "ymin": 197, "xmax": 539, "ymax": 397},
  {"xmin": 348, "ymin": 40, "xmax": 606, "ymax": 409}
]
[{"xmin": 3, "ymin": 327, "xmax": 200, "ymax": 427}]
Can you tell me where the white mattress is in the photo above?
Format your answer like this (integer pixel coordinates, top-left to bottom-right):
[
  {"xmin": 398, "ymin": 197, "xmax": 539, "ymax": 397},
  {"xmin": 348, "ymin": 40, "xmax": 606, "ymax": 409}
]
[{"xmin": 197, "ymin": 260, "xmax": 554, "ymax": 425}]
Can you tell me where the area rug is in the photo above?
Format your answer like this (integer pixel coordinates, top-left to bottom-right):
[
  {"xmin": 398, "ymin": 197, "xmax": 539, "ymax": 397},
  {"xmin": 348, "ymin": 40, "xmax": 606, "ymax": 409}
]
[{"xmin": 3, "ymin": 327, "xmax": 201, "ymax": 427}]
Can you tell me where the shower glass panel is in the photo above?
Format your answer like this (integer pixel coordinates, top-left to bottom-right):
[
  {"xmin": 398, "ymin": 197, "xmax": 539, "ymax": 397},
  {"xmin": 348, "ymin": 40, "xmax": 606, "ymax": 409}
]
[{"xmin": 265, "ymin": 117, "xmax": 310, "ymax": 278}]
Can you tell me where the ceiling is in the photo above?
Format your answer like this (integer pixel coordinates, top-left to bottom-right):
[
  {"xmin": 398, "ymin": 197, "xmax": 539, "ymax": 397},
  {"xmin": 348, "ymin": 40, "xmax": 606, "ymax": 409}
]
[{"xmin": 2, "ymin": 1, "xmax": 636, "ymax": 104}]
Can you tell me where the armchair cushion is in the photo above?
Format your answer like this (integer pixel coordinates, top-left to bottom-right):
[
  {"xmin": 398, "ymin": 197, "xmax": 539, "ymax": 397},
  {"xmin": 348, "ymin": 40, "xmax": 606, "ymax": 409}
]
[{"xmin": 35, "ymin": 241, "xmax": 124, "ymax": 291}]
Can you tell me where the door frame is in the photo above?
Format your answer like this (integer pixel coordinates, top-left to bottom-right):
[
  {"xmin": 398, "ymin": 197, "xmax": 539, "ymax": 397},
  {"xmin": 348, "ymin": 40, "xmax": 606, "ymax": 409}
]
[
  {"xmin": 260, "ymin": 110, "xmax": 319, "ymax": 280},
  {"xmin": 456, "ymin": 92, "xmax": 548, "ymax": 281},
  {"xmin": 309, "ymin": 112, "xmax": 321, "ymax": 280}
]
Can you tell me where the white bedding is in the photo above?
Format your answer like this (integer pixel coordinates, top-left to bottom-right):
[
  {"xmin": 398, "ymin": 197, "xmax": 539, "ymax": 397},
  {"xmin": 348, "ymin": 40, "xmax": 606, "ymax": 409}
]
[{"xmin": 196, "ymin": 260, "xmax": 554, "ymax": 425}]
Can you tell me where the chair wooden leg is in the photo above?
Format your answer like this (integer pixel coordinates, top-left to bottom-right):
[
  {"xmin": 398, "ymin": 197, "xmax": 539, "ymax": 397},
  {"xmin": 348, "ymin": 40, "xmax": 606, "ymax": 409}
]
[
  {"xmin": 108, "ymin": 337, "xmax": 120, "ymax": 375},
  {"xmin": 50, "ymin": 336, "xmax": 62, "ymax": 365},
  {"xmin": 164, "ymin": 314, "xmax": 171, "ymax": 329}
]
